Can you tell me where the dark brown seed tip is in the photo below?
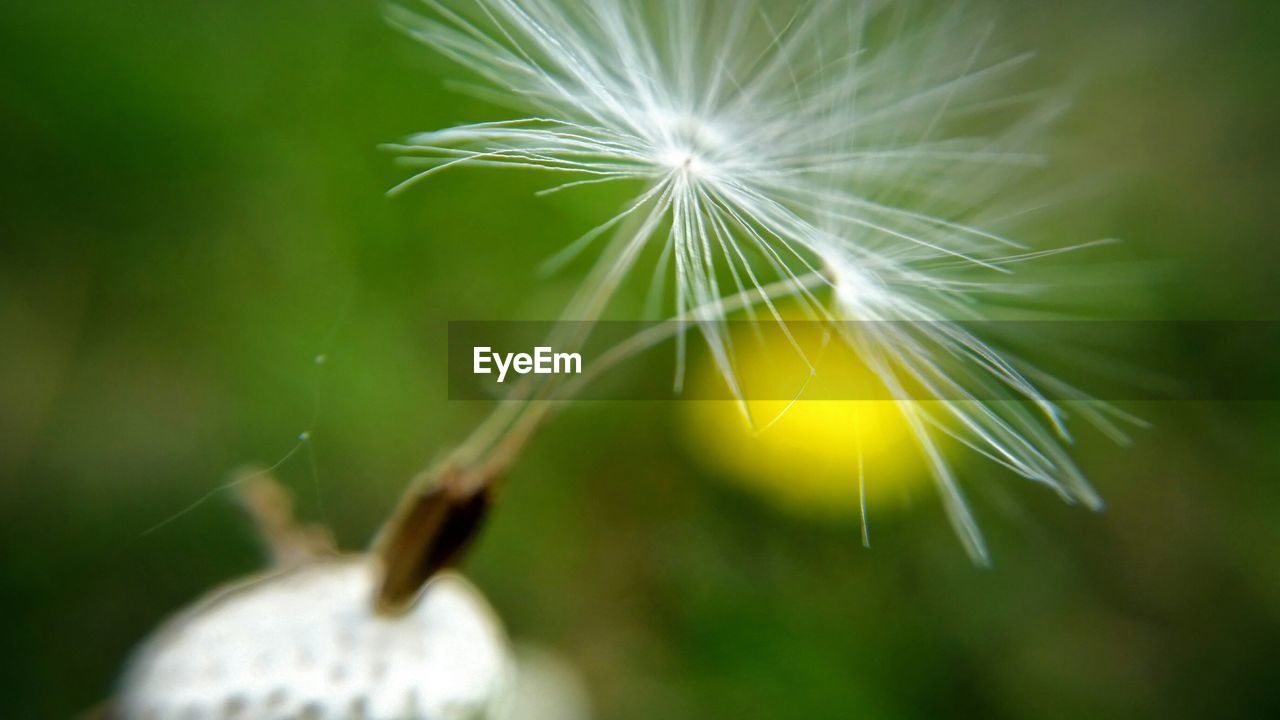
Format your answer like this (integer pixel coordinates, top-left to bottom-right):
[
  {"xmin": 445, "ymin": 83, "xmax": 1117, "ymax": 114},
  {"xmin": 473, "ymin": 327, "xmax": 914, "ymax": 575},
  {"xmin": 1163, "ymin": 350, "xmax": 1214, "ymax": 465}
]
[{"xmin": 373, "ymin": 466, "xmax": 495, "ymax": 614}]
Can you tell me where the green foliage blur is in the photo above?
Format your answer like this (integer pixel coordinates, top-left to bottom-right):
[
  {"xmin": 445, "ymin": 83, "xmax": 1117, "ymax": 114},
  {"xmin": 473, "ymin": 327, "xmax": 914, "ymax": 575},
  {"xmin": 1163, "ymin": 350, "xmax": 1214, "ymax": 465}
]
[{"xmin": 2, "ymin": 1, "xmax": 1278, "ymax": 717}]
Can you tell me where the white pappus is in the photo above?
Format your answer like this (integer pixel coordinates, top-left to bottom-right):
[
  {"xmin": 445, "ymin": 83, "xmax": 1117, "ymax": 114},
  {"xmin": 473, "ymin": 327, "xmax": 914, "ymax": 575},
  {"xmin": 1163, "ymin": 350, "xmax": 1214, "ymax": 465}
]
[{"xmin": 387, "ymin": 0, "xmax": 1134, "ymax": 562}]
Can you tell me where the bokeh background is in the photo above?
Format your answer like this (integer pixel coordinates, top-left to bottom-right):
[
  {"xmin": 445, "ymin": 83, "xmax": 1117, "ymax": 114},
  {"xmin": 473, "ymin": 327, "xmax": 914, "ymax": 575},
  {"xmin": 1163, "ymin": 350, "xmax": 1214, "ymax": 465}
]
[{"xmin": 2, "ymin": 0, "xmax": 1278, "ymax": 717}]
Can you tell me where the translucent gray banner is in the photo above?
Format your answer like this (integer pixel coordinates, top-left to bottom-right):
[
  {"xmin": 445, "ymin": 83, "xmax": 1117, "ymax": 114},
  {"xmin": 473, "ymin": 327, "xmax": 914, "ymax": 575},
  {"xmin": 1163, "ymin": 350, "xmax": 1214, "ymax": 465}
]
[{"xmin": 446, "ymin": 321, "xmax": 1280, "ymax": 402}]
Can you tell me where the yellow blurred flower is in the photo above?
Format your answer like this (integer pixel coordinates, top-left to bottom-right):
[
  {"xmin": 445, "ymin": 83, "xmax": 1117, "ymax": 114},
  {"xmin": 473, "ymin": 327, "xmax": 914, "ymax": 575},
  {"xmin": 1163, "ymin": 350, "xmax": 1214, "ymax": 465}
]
[{"xmin": 680, "ymin": 322, "xmax": 930, "ymax": 521}]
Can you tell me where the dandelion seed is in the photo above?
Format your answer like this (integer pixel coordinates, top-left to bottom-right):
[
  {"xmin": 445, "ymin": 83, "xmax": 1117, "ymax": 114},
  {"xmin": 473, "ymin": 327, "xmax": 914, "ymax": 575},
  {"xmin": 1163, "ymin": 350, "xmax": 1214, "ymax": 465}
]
[{"xmin": 389, "ymin": 0, "xmax": 1129, "ymax": 561}]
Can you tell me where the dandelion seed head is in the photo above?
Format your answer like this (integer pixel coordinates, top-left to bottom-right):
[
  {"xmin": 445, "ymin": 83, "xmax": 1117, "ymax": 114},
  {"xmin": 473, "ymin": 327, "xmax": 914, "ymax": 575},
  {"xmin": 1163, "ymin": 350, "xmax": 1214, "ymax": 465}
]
[
  {"xmin": 650, "ymin": 111, "xmax": 724, "ymax": 175},
  {"xmin": 390, "ymin": 0, "xmax": 1130, "ymax": 560},
  {"xmin": 116, "ymin": 561, "xmax": 512, "ymax": 719}
]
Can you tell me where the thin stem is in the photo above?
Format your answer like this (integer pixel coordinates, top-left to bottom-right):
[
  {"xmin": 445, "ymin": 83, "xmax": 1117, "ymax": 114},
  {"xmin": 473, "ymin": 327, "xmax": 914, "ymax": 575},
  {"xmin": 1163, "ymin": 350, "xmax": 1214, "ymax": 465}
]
[{"xmin": 454, "ymin": 269, "xmax": 830, "ymax": 492}]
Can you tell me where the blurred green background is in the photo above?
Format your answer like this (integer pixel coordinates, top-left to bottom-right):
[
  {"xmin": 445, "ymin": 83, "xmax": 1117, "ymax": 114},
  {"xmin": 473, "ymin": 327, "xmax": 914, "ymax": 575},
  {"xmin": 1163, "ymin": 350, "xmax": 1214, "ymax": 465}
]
[{"xmin": 2, "ymin": 0, "xmax": 1278, "ymax": 717}]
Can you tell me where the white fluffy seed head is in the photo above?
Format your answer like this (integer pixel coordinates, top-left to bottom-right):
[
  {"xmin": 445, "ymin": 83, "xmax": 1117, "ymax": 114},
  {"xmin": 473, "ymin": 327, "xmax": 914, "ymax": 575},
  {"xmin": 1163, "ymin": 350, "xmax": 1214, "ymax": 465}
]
[
  {"xmin": 116, "ymin": 560, "xmax": 511, "ymax": 719},
  {"xmin": 389, "ymin": 0, "xmax": 1126, "ymax": 560}
]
